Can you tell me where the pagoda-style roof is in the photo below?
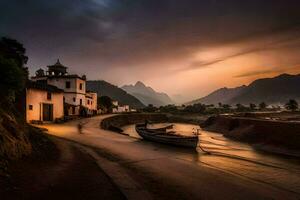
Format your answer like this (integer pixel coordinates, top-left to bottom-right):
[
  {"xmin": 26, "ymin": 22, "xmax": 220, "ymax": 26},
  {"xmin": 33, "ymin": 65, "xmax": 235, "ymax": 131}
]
[
  {"xmin": 48, "ymin": 59, "xmax": 67, "ymax": 69},
  {"xmin": 47, "ymin": 59, "xmax": 68, "ymax": 76},
  {"xmin": 35, "ymin": 68, "xmax": 45, "ymax": 77}
]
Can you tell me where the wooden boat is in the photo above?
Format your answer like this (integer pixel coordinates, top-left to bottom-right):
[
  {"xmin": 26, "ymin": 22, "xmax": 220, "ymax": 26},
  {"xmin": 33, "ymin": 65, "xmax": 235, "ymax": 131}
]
[
  {"xmin": 146, "ymin": 124, "xmax": 173, "ymax": 132},
  {"xmin": 135, "ymin": 123, "xmax": 198, "ymax": 148}
]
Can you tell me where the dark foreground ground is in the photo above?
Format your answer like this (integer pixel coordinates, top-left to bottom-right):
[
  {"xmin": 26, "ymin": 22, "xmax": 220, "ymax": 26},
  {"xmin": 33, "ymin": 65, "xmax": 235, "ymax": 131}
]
[{"xmin": 0, "ymin": 138, "xmax": 125, "ymax": 200}]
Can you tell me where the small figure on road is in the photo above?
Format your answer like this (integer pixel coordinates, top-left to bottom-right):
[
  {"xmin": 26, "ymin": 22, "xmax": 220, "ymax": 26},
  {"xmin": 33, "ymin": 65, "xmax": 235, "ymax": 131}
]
[{"xmin": 77, "ymin": 122, "xmax": 83, "ymax": 134}]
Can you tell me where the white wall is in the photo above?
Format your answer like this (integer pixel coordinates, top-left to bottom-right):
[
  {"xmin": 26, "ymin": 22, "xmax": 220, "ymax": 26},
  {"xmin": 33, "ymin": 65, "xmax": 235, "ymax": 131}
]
[
  {"xmin": 47, "ymin": 78, "xmax": 86, "ymax": 110},
  {"xmin": 47, "ymin": 78, "xmax": 76, "ymax": 93},
  {"xmin": 86, "ymin": 92, "xmax": 97, "ymax": 111},
  {"xmin": 76, "ymin": 79, "xmax": 86, "ymax": 94},
  {"xmin": 47, "ymin": 77, "xmax": 86, "ymax": 94},
  {"xmin": 112, "ymin": 105, "xmax": 130, "ymax": 113},
  {"xmin": 26, "ymin": 88, "xmax": 64, "ymax": 122},
  {"xmin": 64, "ymin": 93, "xmax": 86, "ymax": 106}
]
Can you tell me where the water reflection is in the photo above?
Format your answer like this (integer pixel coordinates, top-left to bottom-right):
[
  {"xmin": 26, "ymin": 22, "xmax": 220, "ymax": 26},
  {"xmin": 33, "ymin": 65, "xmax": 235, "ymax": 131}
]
[{"xmin": 122, "ymin": 123, "xmax": 300, "ymax": 194}]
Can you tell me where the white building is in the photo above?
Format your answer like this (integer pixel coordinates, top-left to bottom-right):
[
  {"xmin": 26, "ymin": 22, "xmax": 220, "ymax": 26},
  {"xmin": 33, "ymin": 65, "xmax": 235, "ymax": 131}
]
[
  {"xmin": 112, "ymin": 100, "xmax": 119, "ymax": 107},
  {"xmin": 28, "ymin": 59, "xmax": 98, "ymax": 121},
  {"xmin": 111, "ymin": 100, "xmax": 130, "ymax": 113},
  {"xmin": 26, "ymin": 81, "xmax": 64, "ymax": 123},
  {"xmin": 86, "ymin": 91, "xmax": 98, "ymax": 115}
]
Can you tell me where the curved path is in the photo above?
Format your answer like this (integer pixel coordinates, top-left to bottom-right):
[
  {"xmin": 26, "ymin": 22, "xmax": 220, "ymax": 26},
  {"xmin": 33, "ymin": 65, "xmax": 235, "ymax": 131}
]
[{"xmin": 41, "ymin": 115, "xmax": 300, "ymax": 200}]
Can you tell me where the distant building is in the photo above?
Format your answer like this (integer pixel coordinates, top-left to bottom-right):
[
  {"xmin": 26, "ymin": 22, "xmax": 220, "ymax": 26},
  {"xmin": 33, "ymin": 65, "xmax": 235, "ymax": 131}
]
[
  {"xmin": 86, "ymin": 91, "xmax": 98, "ymax": 115},
  {"xmin": 112, "ymin": 100, "xmax": 119, "ymax": 107},
  {"xmin": 118, "ymin": 105, "xmax": 130, "ymax": 113},
  {"xmin": 26, "ymin": 81, "xmax": 64, "ymax": 123},
  {"xmin": 27, "ymin": 59, "xmax": 98, "ymax": 123},
  {"xmin": 111, "ymin": 100, "xmax": 130, "ymax": 113}
]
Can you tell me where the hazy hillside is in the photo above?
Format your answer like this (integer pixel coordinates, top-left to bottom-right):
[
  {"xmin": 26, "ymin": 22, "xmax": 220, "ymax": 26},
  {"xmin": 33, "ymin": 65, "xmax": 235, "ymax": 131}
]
[
  {"xmin": 122, "ymin": 81, "xmax": 173, "ymax": 106},
  {"xmin": 189, "ymin": 73, "xmax": 300, "ymax": 105},
  {"xmin": 188, "ymin": 86, "xmax": 246, "ymax": 105},
  {"xmin": 231, "ymin": 74, "xmax": 300, "ymax": 104},
  {"xmin": 87, "ymin": 80, "xmax": 145, "ymax": 109}
]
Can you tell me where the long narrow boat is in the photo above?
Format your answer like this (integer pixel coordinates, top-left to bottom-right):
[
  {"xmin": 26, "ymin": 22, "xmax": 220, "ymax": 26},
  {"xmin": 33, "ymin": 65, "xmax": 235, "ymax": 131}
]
[
  {"xmin": 146, "ymin": 124, "xmax": 174, "ymax": 132},
  {"xmin": 135, "ymin": 123, "xmax": 199, "ymax": 148}
]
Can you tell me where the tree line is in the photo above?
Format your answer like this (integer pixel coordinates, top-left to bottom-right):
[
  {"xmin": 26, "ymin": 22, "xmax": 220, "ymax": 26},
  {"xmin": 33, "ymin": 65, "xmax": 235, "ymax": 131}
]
[
  {"xmin": 0, "ymin": 37, "xmax": 28, "ymax": 116},
  {"xmin": 141, "ymin": 99, "xmax": 299, "ymax": 114}
]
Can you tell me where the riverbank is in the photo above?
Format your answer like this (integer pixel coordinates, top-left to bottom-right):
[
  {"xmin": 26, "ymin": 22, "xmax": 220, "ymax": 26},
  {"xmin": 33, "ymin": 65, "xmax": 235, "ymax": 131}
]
[
  {"xmin": 102, "ymin": 113, "xmax": 300, "ymax": 156},
  {"xmin": 0, "ymin": 112, "xmax": 52, "ymax": 177},
  {"xmin": 203, "ymin": 115, "xmax": 300, "ymax": 151},
  {"xmin": 100, "ymin": 113, "xmax": 207, "ymax": 133},
  {"xmin": 101, "ymin": 113, "xmax": 168, "ymax": 132}
]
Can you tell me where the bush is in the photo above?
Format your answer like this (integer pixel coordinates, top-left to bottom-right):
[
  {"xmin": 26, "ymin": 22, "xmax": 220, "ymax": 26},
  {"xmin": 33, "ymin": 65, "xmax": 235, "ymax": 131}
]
[
  {"xmin": 0, "ymin": 37, "xmax": 28, "ymax": 108},
  {"xmin": 0, "ymin": 56, "xmax": 26, "ymax": 94},
  {"xmin": 285, "ymin": 99, "xmax": 298, "ymax": 111}
]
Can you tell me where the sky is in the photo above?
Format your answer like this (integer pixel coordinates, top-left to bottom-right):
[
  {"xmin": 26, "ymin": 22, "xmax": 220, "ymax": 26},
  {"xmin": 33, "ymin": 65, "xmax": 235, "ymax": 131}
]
[{"xmin": 1, "ymin": 0, "xmax": 300, "ymax": 102}]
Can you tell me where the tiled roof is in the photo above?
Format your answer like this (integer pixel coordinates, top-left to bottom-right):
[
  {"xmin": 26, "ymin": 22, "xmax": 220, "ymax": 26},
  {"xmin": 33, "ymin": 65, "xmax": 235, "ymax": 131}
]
[
  {"xmin": 27, "ymin": 81, "xmax": 64, "ymax": 93},
  {"xmin": 32, "ymin": 74, "xmax": 86, "ymax": 80}
]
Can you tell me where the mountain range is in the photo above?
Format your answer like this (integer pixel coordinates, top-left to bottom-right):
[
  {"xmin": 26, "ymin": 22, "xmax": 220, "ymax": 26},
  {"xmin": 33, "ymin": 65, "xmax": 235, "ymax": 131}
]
[
  {"xmin": 86, "ymin": 80, "xmax": 145, "ymax": 109},
  {"xmin": 122, "ymin": 81, "xmax": 173, "ymax": 106},
  {"xmin": 188, "ymin": 73, "xmax": 300, "ymax": 105}
]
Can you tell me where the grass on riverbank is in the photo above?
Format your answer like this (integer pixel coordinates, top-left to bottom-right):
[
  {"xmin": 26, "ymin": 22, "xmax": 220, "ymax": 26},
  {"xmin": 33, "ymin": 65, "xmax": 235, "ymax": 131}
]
[{"xmin": 0, "ymin": 110, "xmax": 58, "ymax": 177}]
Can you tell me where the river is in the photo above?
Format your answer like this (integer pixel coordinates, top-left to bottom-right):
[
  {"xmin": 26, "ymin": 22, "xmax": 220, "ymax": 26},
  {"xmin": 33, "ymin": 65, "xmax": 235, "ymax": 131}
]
[{"xmin": 122, "ymin": 123, "xmax": 300, "ymax": 195}]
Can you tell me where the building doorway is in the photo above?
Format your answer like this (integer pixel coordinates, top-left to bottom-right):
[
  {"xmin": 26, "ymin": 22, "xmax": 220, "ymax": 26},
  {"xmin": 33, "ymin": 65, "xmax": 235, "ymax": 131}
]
[{"xmin": 43, "ymin": 103, "xmax": 53, "ymax": 121}]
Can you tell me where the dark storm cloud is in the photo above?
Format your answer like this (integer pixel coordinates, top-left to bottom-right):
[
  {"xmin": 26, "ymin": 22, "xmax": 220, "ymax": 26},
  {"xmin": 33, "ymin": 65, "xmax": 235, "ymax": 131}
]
[
  {"xmin": 0, "ymin": 0, "xmax": 110, "ymax": 47},
  {"xmin": 1, "ymin": 0, "xmax": 300, "ymax": 75}
]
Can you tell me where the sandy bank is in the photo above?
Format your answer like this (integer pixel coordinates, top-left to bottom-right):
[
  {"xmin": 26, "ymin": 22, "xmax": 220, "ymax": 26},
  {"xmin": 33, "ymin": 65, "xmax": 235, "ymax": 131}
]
[{"xmin": 203, "ymin": 116, "xmax": 300, "ymax": 150}]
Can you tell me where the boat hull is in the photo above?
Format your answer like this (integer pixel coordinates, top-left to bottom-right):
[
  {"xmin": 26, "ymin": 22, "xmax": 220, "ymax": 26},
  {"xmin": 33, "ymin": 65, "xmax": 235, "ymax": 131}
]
[{"xmin": 135, "ymin": 124, "xmax": 198, "ymax": 148}]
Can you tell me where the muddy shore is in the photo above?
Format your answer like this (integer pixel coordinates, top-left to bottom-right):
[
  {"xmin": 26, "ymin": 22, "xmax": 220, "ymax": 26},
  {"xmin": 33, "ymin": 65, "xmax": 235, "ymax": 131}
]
[
  {"xmin": 203, "ymin": 115, "xmax": 300, "ymax": 150},
  {"xmin": 102, "ymin": 113, "xmax": 300, "ymax": 156}
]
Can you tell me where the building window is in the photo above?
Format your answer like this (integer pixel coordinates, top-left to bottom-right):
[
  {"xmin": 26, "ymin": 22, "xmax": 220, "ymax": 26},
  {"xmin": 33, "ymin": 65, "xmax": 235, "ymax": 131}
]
[
  {"xmin": 29, "ymin": 105, "xmax": 33, "ymax": 110},
  {"xmin": 66, "ymin": 81, "xmax": 71, "ymax": 89},
  {"xmin": 47, "ymin": 92, "xmax": 52, "ymax": 100},
  {"xmin": 87, "ymin": 100, "xmax": 90, "ymax": 105},
  {"xmin": 79, "ymin": 83, "xmax": 83, "ymax": 90},
  {"xmin": 80, "ymin": 99, "xmax": 82, "ymax": 105},
  {"xmin": 73, "ymin": 97, "xmax": 76, "ymax": 102},
  {"xmin": 72, "ymin": 107, "xmax": 75, "ymax": 114}
]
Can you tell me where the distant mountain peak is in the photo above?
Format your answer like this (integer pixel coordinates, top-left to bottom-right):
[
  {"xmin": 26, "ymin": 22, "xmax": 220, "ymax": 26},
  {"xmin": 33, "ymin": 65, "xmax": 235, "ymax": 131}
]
[
  {"xmin": 86, "ymin": 80, "xmax": 145, "ymax": 109},
  {"xmin": 276, "ymin": 73, "xmax": 295, "ymax": 78},
  {"xmin": 135, "ymin": 81, "xmax": 146, "ymax": 87},
  {"xmin": 122, "ymin": 81, "xmax": 173, "ymax": 106}
]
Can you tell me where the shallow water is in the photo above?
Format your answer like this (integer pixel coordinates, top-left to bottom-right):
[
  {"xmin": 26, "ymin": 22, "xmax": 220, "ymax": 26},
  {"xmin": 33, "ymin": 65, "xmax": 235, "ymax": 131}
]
[{"xmin": 122, "ymin": 123, "xmax": 300, "ymax": 194}]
